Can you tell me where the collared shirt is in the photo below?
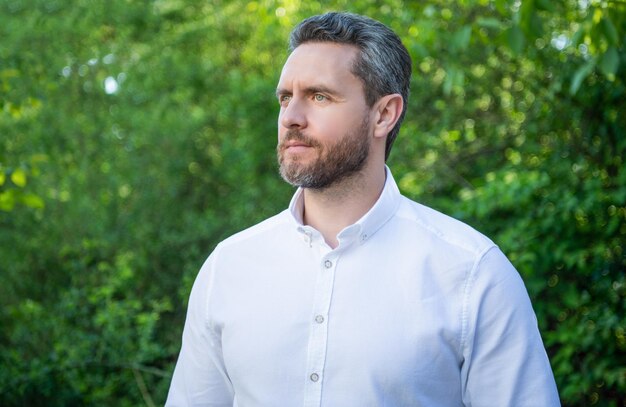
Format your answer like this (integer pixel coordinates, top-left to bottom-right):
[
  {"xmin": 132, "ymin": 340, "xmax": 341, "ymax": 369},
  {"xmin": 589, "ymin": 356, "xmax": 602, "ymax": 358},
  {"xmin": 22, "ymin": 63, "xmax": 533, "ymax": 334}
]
[{"xmin": 167, "ymin": 167, "xmax": 560, "ymax": 407}]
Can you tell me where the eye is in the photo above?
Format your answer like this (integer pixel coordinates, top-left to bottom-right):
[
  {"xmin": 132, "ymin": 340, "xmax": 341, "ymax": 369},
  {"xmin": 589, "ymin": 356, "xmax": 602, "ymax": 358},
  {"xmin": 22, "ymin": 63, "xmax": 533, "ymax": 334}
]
[
  {"xmin": 278, "ymin": 95, "xmax": 291, "ymax": 106},
  {"xmin": 314, "ymin": 94, "xmax": 327, "ymax": 102}
]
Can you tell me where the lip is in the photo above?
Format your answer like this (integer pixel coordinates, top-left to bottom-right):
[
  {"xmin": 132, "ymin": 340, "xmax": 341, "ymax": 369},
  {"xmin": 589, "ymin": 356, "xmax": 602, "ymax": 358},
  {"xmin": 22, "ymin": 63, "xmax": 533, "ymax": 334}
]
[
  {"xmin": 284, "ymin": 140, "xmax": 313, "ymax": 152},
  {"xmin": 286, "ymin": 140, "xmax": 310, "ymax": 148},
  {"xmin": 285, "ymin": 145, "xmax": 312, "ymax": 154}
]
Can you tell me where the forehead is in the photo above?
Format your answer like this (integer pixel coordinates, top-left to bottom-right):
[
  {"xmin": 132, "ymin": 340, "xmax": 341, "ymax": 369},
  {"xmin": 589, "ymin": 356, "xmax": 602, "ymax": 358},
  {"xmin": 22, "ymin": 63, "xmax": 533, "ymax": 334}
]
[{"xmin": 278, "ymin": 42, "xmax": 361, "ymax": 90}]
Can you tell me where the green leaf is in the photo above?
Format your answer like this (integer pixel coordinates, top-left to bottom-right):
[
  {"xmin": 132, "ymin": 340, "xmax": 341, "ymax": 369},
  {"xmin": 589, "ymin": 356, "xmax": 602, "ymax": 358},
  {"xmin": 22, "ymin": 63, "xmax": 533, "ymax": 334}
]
[
  {"xmin": 536, "ymin": 0, "xmax": 556, "ymax": 12},
  {"xmin": 22, "ymin": 193, "xmax": 45, "ymax": 209},
  {"xmin": 453, "ymin": 25, "xmax": 472, "ymax": 50},
  {"xmin": 0, "ymin": 172, "xmax": 5, "ymax": 187},
  {"xmin": 10, "ymin": 168, "xmax": 27, "ymax": 187},
  {"xmin": 0, "ymin": 190, "xmax": 16, "ymax": 211},
  {"xmin": 494, "ymin": 0, "xmax": 508, "ymax": 15},
  {"xmin": 507, "ymin": 25, "xmax": 525, "ymax": 55},
  {"xmin": 599, "ymin": 47, "xmax": 619, "ymax": 77},
  {"xmin": 519, "ymin": 1, "xmax": 535, "ymax": 30},
  {"xmin": 443, "ymin": 66, "xmax": 464, "ymax": 96},
  {"xmin": 601, "ymin": 17, "xmax": 619, "ymax": 45},
  {"xmin": 477, "ymin": 17, "xmax": 504, "ymax": 30},
  {"xmin": 571, "ymin": 27, "xmax": 585, "ymax": 46},
  {"xmin": 570, "ymin": 59, "xmax": 596, "ymax": 95},
  {"xmin": 529, "ymin": 12, "xmax": 544, "ymax": 38}
]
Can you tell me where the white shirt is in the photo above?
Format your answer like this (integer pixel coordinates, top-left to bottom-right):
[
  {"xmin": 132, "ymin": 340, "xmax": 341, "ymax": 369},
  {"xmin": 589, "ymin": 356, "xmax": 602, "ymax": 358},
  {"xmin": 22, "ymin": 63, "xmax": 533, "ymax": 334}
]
[{"xmin": 167, "ymin": 168, "xmax": 560, "ymax": 407}]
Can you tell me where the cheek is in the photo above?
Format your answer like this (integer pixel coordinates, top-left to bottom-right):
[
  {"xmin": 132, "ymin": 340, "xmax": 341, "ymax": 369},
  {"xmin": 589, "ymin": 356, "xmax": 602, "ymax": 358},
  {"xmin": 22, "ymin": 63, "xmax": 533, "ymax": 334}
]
[
  {"xmin": 312, "ymin": 111, "xmax": 344, "ymax": 136},
  {"xmin": 326, "ymin": 120, "xmax": 359, "ymax": 144},
  {"xmin": 277, "ymin": 122, "xmax": 287, "ymax": 141}
]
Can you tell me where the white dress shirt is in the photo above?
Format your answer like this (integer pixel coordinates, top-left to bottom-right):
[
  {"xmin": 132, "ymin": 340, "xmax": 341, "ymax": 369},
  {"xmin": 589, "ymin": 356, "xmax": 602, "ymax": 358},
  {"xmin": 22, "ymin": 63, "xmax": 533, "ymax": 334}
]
[{"xmin": 167, "ymin": 167, "xmax": 560, "ymax": 406}]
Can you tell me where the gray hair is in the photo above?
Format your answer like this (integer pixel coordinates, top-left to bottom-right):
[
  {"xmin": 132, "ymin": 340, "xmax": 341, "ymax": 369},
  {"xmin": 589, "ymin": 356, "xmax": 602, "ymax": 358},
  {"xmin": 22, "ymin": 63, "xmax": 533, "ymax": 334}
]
[{"xmin": 289, "ymin": 12, "xmax": 412, "ymax": 160}]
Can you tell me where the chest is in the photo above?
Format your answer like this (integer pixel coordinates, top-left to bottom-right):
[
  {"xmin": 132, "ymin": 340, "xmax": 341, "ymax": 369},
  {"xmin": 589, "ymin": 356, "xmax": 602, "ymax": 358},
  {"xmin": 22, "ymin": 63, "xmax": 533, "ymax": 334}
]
[{"xmin": 212, "ymin": 246, "xmax": 468, "ymax": 393}]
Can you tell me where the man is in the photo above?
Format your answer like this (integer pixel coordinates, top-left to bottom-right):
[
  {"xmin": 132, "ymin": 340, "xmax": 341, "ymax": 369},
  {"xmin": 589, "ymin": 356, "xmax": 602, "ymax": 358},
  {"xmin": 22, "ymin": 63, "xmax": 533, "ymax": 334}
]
[{"xmin": 167, "ymin": 12, "xmax": 560, "ymax": 406}]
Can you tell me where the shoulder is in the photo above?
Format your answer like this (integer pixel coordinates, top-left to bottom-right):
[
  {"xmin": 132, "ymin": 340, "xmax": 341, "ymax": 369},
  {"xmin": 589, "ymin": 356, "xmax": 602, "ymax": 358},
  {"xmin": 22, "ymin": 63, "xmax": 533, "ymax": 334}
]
[
  {"xmin": 393, "ymin": 197, "xmax": 527, "ymax": 306},
  {"xmin": 214, "ymin": 209, "xmax": 294, "ymax": 253},
  {"xmin": 394, "ymin": 195, "xmax": 496, "ymax": 257},
  {"xmin": 196, "ymin": 209, "xmax": 293, "ymax": 283}
]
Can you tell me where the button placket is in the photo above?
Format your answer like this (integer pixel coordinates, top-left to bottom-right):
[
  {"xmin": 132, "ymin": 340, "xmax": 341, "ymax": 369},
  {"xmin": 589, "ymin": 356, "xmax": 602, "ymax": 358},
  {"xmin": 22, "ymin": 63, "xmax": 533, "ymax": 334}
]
[{"xmin": 303, "ymin": 254, "xmax": 338, "ymax": 406}]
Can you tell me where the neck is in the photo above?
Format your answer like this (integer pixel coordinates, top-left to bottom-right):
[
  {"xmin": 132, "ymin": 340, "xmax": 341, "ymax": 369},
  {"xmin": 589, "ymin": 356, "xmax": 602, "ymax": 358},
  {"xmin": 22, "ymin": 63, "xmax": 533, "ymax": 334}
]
[{"xmin": 302, "ymin": 164, "xmax": 386, "ymax": 249}]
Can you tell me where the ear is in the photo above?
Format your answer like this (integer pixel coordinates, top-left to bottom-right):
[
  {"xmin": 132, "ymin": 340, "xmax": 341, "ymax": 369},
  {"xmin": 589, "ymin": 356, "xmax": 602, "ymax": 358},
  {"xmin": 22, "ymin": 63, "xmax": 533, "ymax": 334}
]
[{"xmin": 373, "ymin": 94, "xmax": 403, "ymax": 140}]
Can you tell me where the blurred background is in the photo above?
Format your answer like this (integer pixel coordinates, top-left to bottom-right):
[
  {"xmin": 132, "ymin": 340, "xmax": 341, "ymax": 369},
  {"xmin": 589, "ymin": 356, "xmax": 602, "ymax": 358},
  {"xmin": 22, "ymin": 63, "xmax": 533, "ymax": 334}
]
[{"xmin": 1, "ymin": 0, "xmax": 624, "ymax": 405}]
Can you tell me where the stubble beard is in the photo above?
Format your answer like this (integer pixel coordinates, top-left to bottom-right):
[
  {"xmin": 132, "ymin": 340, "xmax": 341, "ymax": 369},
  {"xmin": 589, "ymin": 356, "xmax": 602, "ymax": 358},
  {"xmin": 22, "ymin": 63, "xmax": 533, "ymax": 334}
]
[{"xmin": 276, "ymin": 116, "xmax": 371, "ymax": 190}]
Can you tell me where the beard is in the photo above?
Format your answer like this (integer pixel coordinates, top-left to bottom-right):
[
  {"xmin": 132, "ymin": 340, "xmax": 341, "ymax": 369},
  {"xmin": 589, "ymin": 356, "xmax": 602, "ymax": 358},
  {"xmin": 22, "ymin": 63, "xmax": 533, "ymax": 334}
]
[{"xmin": 276, "ymin": 116, "xmax": 371, "ymax": 190}]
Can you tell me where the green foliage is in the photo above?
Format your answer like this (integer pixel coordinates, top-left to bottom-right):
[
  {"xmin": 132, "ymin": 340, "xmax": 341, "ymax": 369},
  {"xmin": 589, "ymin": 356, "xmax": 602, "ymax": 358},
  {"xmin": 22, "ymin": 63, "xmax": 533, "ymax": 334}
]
[
  {"xmin": 1, "ymin": 0, "xmax": 624, "ymax": 405},
  {"xmin": 1, "ymin": 250, "xmax": 171, "ymax": 405},
  {"xmin": 0, "ymin": 157, "xmax": 46, "ymax": 211}
]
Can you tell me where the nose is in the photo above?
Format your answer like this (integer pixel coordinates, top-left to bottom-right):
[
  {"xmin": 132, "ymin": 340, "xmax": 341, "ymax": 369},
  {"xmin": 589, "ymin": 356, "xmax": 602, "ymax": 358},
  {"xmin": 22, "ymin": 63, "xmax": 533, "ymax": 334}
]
[{"xmin": 279, "ymin": 97, "xmax": 307, "ymax": 129}]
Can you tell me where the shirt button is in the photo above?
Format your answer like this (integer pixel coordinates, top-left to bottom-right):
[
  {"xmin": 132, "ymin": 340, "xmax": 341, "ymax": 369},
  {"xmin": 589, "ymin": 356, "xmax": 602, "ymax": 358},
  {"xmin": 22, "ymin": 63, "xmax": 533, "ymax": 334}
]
[
  {"xmin": 315, "ymin": 315, "xmax": 325, "ymax": 324},
  {"xmin": 324, "ymin": 260, "xmax": 332, "ymax": 268},
  {"xmin": 310, "ymin": 373, "xmax": 320, "ymax": 382}
]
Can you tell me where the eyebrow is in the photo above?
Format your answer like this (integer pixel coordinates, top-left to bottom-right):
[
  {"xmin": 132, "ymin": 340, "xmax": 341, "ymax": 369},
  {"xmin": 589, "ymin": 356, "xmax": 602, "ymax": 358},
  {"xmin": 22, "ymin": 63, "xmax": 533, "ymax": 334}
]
[{"xmin": 275, "ymin": 85, "xmax": 343, "ymax": 99}]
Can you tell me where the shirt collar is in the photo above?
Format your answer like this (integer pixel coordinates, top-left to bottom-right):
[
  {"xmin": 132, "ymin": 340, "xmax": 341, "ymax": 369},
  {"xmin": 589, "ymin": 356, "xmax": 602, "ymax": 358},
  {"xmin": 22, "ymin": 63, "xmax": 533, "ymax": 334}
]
[{"xmin": 288, "ymin": 166, "xmax": 402, "ymax": 246}]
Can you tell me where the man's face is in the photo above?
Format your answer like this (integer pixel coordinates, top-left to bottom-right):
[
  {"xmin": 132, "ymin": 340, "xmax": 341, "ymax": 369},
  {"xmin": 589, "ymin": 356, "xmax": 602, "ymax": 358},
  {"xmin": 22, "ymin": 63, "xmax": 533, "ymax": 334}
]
[{"xmin": 276, "ymin": 42, "xmax": 372, "ymax": 189}]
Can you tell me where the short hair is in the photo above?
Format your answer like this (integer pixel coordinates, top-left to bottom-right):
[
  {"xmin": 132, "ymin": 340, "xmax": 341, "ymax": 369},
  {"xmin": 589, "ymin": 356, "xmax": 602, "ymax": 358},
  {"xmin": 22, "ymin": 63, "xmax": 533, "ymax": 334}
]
[{"xmin": 289, "ymin": 12, "xmax": 412, "ymax": 161}]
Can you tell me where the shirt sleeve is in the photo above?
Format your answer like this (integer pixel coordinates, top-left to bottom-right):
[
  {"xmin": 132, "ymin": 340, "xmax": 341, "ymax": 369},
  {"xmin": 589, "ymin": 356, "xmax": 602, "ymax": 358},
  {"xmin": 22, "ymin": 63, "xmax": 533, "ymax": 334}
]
[
  {"xmin": 166, "ymin": 251, "xmax": 235, "ymax": 407},
  {"xmin": 460, "ymin": 246, "xmax": 561, "ymax": 406}
]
